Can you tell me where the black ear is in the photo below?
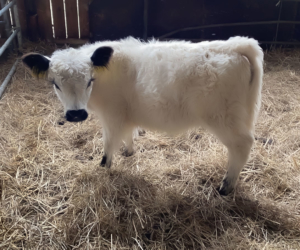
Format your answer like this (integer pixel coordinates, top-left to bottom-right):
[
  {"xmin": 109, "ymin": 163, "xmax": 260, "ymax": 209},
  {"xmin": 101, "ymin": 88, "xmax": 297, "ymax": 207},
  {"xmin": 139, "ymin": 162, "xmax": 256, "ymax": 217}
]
[
  {"xmin": 22, "ymin": 53, "xmax": 50, "ymax": 78},
  {"xmin": 91, "ymin": 46, "xmax": 113, "ymax": 68}
]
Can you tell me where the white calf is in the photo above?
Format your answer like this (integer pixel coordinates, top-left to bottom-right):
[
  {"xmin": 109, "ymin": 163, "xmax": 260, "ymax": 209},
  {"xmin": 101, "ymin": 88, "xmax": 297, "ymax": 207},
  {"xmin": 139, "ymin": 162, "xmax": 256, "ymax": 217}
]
[{"xmin": 22, "ymin": 36, "xmax": 263, "ymax": 195}]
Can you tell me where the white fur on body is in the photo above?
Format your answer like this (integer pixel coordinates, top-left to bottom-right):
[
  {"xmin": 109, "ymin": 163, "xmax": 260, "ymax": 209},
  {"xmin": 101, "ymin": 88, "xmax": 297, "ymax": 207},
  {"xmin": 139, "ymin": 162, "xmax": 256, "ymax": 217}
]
[{"xmin": 46, "ymin": 37, "xmax": 263, "ymax": 195}]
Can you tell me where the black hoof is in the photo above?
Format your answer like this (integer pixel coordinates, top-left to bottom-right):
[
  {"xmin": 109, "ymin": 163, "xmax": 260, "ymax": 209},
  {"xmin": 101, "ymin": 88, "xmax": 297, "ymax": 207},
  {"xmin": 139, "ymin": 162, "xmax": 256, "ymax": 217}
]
[
  {"xmin": 100, "ymin": 155, "xmax": 111, "ymax": 168},
  {"xmin": 122, "ymin": 150, "xmax": 134, "ymax": 157},
  {"xmin": 218, "ymin": 186, "xmax": 229, "ymax": 196},
  {"xmin": 100, "ymin": 155, "xmax": 107, "ymax": 167},
  {"xmin": 138, "ymin": 129, "xmax": 146, "ymax": 136},
  {"xmin": 218, "ymin": 179, "xmax": 233, "ymax": 196}
]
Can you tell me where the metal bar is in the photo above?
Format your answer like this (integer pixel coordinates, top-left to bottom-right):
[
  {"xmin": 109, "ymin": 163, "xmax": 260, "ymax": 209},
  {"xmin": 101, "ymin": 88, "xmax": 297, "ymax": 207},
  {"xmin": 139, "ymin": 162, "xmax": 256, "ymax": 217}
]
[
  {"xmin": 158, "ymin": 20, "xmax": 300, "ymax": 39},
  {"xmin": 13, "ymin": 3, "xmax": 22, "ymax": 48},
  {"xmin": 0, "ymin": 0, "xmax": 16, "ymax": 17},
  {"xmin": 1, "ymin": 0, "xmax": 13, "ymax": 51},
  {"xmin": 0, "ymin": 27, "xmax": 19, "ymax": 57},
  {"xmin": 0, "ymin": 59, "xmax": 18, "ymax": 99},
  {"xmin": 258, "ymin": 41, "xmax": 300, "ymax": 45},
  {"xmin": 158, "ymin": 38, "xmax": 300, "ymax": 45},
  {"xmin": 0, "ymin": 2, "xmax": 20, "ymax": 101}
]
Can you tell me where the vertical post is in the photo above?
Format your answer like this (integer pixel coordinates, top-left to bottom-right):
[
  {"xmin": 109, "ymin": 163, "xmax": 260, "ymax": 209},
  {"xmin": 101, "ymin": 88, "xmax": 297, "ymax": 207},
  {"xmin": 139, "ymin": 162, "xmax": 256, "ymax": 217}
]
[
  {"xmin": 275, "ymin": 1, "xmax": 283, "ymax": 43},
  {"xmin": 35, "ymin": 0, "xmax": 54, "ymax": 41},
  {"xmin": 65, "ymin": 0, "xmax": 79, "ymax": 38},
  {"xmin": 143, "ymin": 0, "xmax": 148, "ymax": 41},
  {"xmin": 78, "ymin": 0, "xmax": 90, "ymax": 39},
  {"xmin": 13, "ymin": 2, "xmax": 22, "ymax": 48},
  {"xmin": 51, "ymin": 0, "xmax": 66, "ymax": 39},
  {"xmin": 16, "ymin": 0, "xmax": 28, "ymax": 38}
]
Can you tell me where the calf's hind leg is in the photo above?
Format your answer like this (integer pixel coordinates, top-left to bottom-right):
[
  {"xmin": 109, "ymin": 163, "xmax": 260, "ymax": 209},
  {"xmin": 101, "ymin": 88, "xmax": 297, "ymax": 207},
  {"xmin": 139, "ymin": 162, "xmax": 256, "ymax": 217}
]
[{"xmin": 211, "ymin": 124, "xmax": 254, "ymax": 195}]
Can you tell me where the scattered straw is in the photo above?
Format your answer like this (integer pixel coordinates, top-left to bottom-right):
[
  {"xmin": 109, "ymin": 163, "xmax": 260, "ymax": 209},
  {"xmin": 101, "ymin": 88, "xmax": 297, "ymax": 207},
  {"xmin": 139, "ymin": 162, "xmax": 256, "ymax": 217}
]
[{"xmin": 0, "ymin": 42, "xmax": 300, "ymax": 249}]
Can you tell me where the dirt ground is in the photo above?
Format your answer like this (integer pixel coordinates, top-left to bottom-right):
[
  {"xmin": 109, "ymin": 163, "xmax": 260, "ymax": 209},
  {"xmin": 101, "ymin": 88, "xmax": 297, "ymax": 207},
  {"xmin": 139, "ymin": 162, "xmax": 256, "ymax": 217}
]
[{"xmin": 0, "ymin": 42, "xmax": 300, "ymax": 249}]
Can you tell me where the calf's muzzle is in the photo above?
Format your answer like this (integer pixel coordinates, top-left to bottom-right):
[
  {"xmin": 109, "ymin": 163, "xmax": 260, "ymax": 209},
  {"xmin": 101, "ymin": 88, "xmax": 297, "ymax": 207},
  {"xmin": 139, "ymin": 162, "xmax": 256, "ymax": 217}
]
[{"xmin": 66, "ymin": 109, "xmax": 88, "ymax": 122}]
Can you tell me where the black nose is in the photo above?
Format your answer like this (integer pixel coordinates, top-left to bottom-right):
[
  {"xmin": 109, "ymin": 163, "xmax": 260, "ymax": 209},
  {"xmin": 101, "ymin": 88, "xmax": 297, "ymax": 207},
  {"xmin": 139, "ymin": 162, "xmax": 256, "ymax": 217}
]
[{"xmin": 66, "ymin": 109, "xmax": 88, "ymax": 122}]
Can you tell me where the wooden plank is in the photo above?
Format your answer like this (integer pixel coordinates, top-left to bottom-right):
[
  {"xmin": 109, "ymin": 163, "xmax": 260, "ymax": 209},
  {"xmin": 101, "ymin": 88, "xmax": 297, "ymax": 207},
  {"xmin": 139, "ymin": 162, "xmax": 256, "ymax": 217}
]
[
  {"xmin": 65, "ymin": 0, "xmax": 78, "ymax": 38},
  {"xmin": 16, "ymin": 0, "xmax": 27, "ymax": 37},
  {"xmin": 0, "ymin": 0, "xmax": 7, "ymax": 40},
  {"xmin": 147, "ymin": 0, "xmax": 281, "ymax": 41},
  {"xmin": 51, "ymin": 0, "xmax": 66, "ymax": 39},
  {"xmin": 28, "ymin": 14, "xmax": 38, "ymax": 41},
  {"xmin": 78, "ymin": 0, "xmax": 89, "ymax": 38},
  {"xmin": 35, "ymin": 0, "xmax": 53, "ymax": 41},
  {"xmin": 278, "ymin": 1, "xmax": 299, "ymax": 42},
  {"xmin": 0, "ymin": 38, "xmax": 6, "ymax": 47},
  {"xmin": 89, "ymin": 0, "xmax": 144, "ymax": 41},
  {"xmin": 0, "ymin": 14, "xmax": 5, "ymax": 39}
]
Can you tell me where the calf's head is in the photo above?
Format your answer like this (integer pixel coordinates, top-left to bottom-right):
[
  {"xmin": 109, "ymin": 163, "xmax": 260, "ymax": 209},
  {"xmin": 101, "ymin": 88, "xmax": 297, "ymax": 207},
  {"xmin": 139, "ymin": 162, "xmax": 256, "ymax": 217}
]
[{"xmin": 22, "ymin": 46, "xmax": 113, "ymax": 122}]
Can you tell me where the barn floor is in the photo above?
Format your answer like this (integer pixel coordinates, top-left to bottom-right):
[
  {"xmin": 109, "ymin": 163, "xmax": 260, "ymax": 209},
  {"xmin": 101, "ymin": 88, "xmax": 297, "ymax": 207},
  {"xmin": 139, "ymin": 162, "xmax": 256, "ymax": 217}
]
[{"xmin": 0, "ymin": 42, "xmax": 300, "ymax": 249}]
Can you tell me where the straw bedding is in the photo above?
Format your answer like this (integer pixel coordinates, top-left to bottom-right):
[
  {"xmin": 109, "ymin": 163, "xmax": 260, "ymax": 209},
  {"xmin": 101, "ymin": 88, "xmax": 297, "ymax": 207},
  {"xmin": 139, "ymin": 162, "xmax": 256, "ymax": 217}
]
[{"xmin": 0, "ymin": 42, "xmax": 299, "ymax": 249}]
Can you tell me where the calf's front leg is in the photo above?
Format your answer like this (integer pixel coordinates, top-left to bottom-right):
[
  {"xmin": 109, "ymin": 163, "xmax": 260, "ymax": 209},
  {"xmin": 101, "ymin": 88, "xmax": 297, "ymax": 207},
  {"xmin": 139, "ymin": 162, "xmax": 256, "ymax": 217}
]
[
  {"xmin": 123, "ymin": 129, "xmax": 134, "ymax": 157},
  {"xmin": 100, "ymin": 125, "xmax": 123, "ymax": 168}
]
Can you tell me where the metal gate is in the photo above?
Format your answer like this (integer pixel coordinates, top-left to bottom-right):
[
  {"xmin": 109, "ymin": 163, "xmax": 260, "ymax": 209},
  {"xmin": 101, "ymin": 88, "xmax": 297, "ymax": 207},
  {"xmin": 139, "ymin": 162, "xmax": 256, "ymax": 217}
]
[{"xmin": 0, "ymin": 0, "xmax": 22, "ymax": 99}]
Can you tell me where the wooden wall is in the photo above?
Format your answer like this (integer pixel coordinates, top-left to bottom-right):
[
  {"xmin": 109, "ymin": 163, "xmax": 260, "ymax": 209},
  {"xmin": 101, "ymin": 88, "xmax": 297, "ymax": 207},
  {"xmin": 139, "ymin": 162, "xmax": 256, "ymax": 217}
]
[
  {"xmin": 2, "ymin": 0, "xmax": 300, "ymax": 45},
  {"xmin": 89, "ymin": 0, "xmax": 300, "ymax": 44},
  {"xmin": 13, "ymin": 0, "xmax": 90, "ymax": 44},
  {"xmin": 89, "ymin": 0, "xmax": 144, "ymax": 41}
]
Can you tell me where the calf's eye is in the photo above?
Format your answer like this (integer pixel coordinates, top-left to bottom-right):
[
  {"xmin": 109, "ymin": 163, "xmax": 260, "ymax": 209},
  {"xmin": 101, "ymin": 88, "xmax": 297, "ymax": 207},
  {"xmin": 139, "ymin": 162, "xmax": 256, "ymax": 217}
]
[
  {"xmin": 87, "ymin": 78, "xmax": 95, "ymax": 88},
  {"xmin": 54, "ymin": 83, "xmax": 60, "ymax": 90},
  {"xmin": 51, "ymin": 80, "xmax": 61, "ymax": 91}
]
